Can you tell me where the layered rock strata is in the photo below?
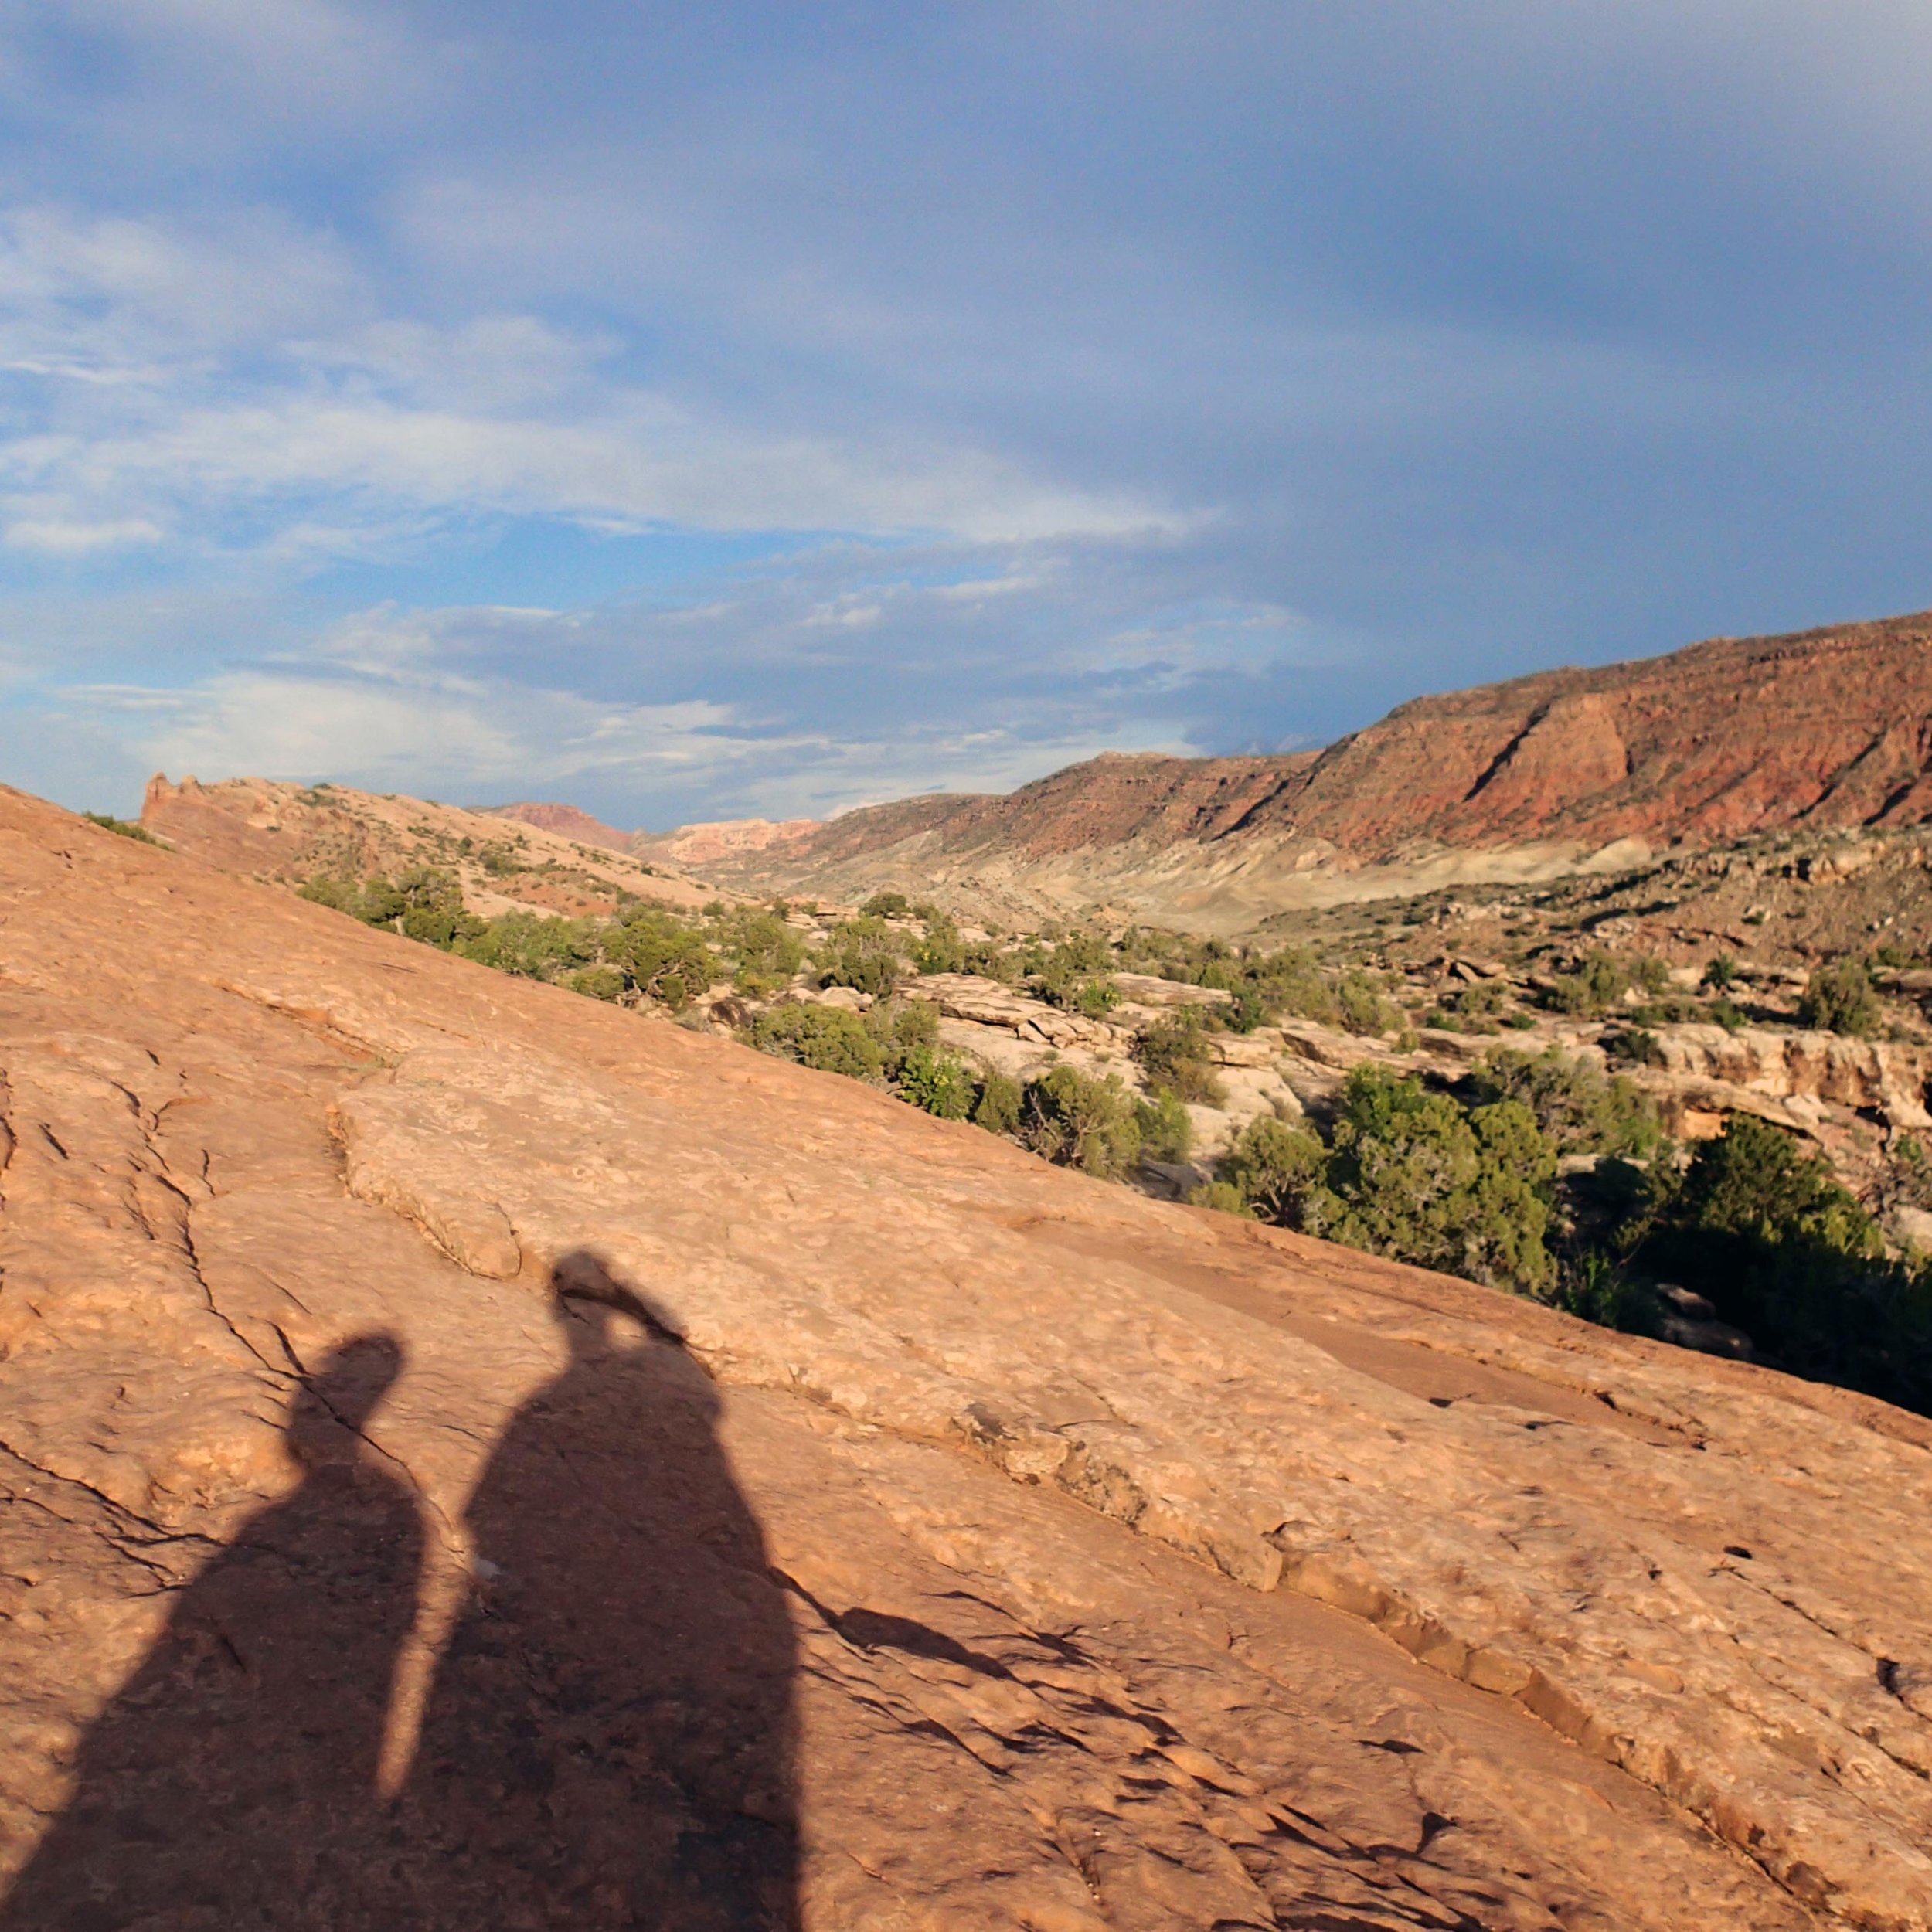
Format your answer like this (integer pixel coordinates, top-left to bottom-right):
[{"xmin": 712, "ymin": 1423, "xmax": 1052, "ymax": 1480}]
[{"xmin": 672, "ymin": 609, "xmax": 1932, "ymax": 925}]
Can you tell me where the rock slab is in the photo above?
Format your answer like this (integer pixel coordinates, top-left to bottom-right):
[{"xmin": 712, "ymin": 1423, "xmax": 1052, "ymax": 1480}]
[{"xmin": 0, "ymin": 790, "xmax": 1929, "ymax": 1929}]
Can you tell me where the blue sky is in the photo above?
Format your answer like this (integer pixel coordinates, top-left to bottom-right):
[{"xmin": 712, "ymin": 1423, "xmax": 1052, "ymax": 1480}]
[{"xmin": 3, "ymin": 2, "xmax": 1931, "ymax": 828}]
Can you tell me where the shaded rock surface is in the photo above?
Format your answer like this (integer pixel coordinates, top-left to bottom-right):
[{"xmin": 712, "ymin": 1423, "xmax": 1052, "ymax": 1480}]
[{"xmin": 2, "ymin": 794, "xmax": 1930, "ymax": 1928}]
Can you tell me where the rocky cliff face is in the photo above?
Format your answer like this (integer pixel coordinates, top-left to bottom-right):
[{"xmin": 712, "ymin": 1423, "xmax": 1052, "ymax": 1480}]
[
  {"xmin": 1247, "ymin": 610, "xmax": 1932, "ymax": 853},
  {"xmin": 3, "ymin": 788, "xmax": 1931, "ymax": 1928},
  {"xmin": 692, "ymin": 610, "xmax": 1932, "ymax": 927}
]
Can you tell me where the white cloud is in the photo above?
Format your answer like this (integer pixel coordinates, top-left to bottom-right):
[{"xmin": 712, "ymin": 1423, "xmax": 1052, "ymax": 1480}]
[
  {"xmin": 3, "ymin": 515, "xmax": 164, "ymax": 554},
  {"xmin": 112, "ymin": 668, "xmax": 753, "ymax": 798},
  {"xmin": 0, "ymin": 206, "xmax": 366, "ymax": 362},
  {"xmin": 27, "ymin": 572, "xmax": 1209, "ymax": 823},
  {"xmin": 93, "ymin": 389, "xmax": 1173, "ymax": 543},
  {"xmin": 0, "ymin": 204, "xmax": 1184, "ymax": 570}
]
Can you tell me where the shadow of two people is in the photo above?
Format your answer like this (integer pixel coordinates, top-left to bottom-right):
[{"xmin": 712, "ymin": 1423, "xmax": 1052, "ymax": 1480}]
[{"xmin": 2, "ymin": 1256, "xmax": 800, "ymax": 1932}]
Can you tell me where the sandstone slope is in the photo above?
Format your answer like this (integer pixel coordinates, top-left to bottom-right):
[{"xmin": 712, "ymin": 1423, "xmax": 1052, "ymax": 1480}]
[
  {"xmin": 2, "ymin": 792, "xmax": 1930, "ymax": 1928},
  {"xmin": 670, "ymin": 610, "xmax": 1932, "ymax": 928},
  {"xmin": 141, "ymin": 774, "xmax": 723, "ymax": 918}
]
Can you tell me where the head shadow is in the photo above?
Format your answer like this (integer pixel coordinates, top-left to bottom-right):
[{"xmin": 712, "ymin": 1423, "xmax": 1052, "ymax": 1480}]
[
  {"xmin": 394, "ymin": 1248, "xmax": 801, "ymax": 1930},
  {"xmin": 285, "ymin": 1328, "xmax": 405, "ymax": 1458},
  {"xmin": 0, "ymin": 1329, "xmax": 423, "ymax": 1932}
]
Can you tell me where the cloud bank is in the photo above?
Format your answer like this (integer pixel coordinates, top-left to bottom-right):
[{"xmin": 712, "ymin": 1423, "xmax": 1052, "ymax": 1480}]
[{"xmin": 3, "ymin": 2, "xmax": 1931, "ymax": 825}]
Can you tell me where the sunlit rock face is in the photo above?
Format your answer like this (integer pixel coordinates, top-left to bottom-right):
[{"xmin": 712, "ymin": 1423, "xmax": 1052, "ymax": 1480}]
[
  {"xmin": 1, "ymin": 784, "xmax": 1930, "ymax": 1930},
  {"xmin": 667, "ymin": 610, "xmax": 1932, "ymax": 929}
]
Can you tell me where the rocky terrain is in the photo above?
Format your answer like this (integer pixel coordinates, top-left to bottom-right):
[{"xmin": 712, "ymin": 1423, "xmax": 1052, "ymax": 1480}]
[
  {"xmin": 556, "ymin": 610, "xmax": 1932, "ymax": 931},
  {"xmin": 4, "ymin": 786, "xmax": 1932, "ymax": 1927},
  {"xmin": 155, "ymin": 770, "xmax": 1932, "ymax": 1212},
  {"xmin": 139, "ymin": 774, "xmax": 1932, "ymax": 1366},
  {"xmin": 141, "ymin": 774, "xmax": 723, "ymax": 920}
]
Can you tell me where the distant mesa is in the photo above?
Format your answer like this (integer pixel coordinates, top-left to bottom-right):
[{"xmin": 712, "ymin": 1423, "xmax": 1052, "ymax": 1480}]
[
  {"xmin": 477, "ymin": 800, "xmax": 638, "ymax": 854},
  {"xmin": 656, "ymin": 608, "xmax": 1932, "ymax": 930},
  {"xmin": 478, "ymin": 801, "xmax": 822, "ymax": 873},
  {"xmin": 640, "ymin": 816, "xmax": 821, "ymax": 869}
]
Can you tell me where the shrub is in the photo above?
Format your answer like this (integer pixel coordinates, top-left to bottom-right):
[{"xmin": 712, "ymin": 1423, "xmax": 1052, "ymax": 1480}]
[
  {"xmin": 393, "ymin": 868, "xmax": 485, "ymax": 949},
  {"xmin": 1071, "ymin": 978, "xmax": 1121, "ymax": 1019},
  {"xmin": 1894, "ymin": 1134, "xmax": 1932, "ymax": 1214},
  {"xmin": 1603, "ymin": 1027, "xmax": 1663, "ymax": 1068},
  {"xmin": 298, "ymin": 876, "xmax": 360, "ymax": 914},
  {"xmin": 748, "ymin": 1004, "xmax": 886, "ymax": 1081},
  {"xmin": 1188, "ymin": 1180, "xmax": 1253, "ymax": 1217},
  {"xmin": 867, "ymin": 997, "xmax": 940, "ymax": 1080},
  {"xmin": 818, "ymin": 916, "xmax": 903, "ymax": 998},
  {"xmin": 1316, "ymin": 1074, "xmax": 1555, "ymax": 1291},
  {"xmin": 1797, "ymin": 958, "xmax": 1881, "ymax": 1038},
  {"xmin": 477, "ymin": 842, "xmax": 525, "ymax": 877},
  {"xmin": 709, "ymin": 908, "xmax": 805, "ymax": 995},
  {"xmin": 860, "ymin": 890, "xmax": 913, "ymax": 918},
  {"xmin": 958, "ymin": 940, "xmax": 1021, "ymax": 983},
  {"xmin": 1219, "ymin": 1115, "xmax": 1325, "ymax": 1223},
  {"xmin": 569, "ymin": 966, "xmax": 627, "ymax": 1002},
  {"xmin": 1335, "ymin": 970, "xmax": 1403, "ymax": 1036},
  {"xmin": 1017, "ymin": 1066, "xmax": 1142, "ymax": 1178},
  {"xmin": 461, "ymin": 912, "xmax": 585, "ymax": 978},
  {"xmin": 1629, "ymin": 1114, "xmax": 1931, "ymax": 1411},
  {"xmin": 1549, "ymin": 950, "xmax": 1629, "ymax": 1016},
  {"xmin": 1134, "ymin": 1009, "xmax": 1226, "ymax": 1107},
  {"xmin": 1134, "ymin": 1087, "xmax": 1194, "ymax": 1163},
  {"xmin": 911, "ymin": 910, "xmax": 967, "ymax": 975},
  {"xmin": 1648, "ymin": 1116, "xmax": 1877, "ymax": 1264},
  {"xmin": 1702, "ymin": 954, "xmax": 1738, "ymax": 991},
  {"xmin": 971, "ymin": 1072, "xmax": 1023, "ymax": 1136},
  {"xmin": 1430, "ymin": 976, "xmax": 1510, "ymax": 1035},
  {"xmin": 1549, "ymin": 1249, "xmax": 1653, "ymax": 1332},
  {"xmin": 83, "ymin": 811, "xmax": 162, "ymax": 845},
  {"xmin": 607, "ymin": 909, "xmax": 720, "ymax": 1010},
  {"xmin": 1628, "ymin": 954, "xmax": 1673, "ymax": 996},
  {"xmin": 1219, "ymin": 1067, "xmax": 1556, "ymax": 1293},
  {"xmin": 1225, "ymin": 986, "xmax": 1270, "ymax": 1033},
  {"xmin": 1249, "ymin": 947, "xmax": 1338, "ymax": 1027},
  {"xmin": 1465, "ymin": 1047, "xmax": 1662, "ymax": 1157},
  {"xmin": 1029, "ymin": 958, "xmax": 1120, "ymax": 1016},
  {"xmin": 1024, "ymin": 934, "xmax": 1120, "ymax": 1016},
  {"xmin": 896, "ymin": 1045, "xmax": 978, "ymax": 1120}
]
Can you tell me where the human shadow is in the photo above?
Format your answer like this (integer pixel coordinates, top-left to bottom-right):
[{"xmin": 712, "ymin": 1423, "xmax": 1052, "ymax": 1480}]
[
  {"xmin": 0, "ymin": 1333, "xmax": 422, "ymax": 1932},
  {"xmin": 393, "ymin": 1255, "xmax": 801, "ymax": 1931}
]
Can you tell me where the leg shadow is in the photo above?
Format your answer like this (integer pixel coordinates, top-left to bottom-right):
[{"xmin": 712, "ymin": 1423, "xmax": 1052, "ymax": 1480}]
[
  {"xmin": 396, "ymin": 1254, "xmax": 800, "ymax": 1931},
  {"xmin": 0, "ymin": 1334, "xmax": 422, "ymax": 1932}
]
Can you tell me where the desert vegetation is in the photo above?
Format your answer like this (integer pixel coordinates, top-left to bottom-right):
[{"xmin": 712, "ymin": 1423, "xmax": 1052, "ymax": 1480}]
[{"xmin": 291, "ymin": 855, "xmax": 1932, "ymax": 1413}]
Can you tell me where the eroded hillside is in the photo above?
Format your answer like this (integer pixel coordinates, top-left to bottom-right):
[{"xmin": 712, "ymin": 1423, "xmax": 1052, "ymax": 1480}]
[
  {"xmin": 634, "ymin": 610, "xmax": 1932, "ymax": 930},
  {"xmin": 141, "ymin": 774, "xmax": 723, "ymax": 919},
  {"xmin": 2, "ymin": 790, "xmax": 1930, "ymax": 1927}
]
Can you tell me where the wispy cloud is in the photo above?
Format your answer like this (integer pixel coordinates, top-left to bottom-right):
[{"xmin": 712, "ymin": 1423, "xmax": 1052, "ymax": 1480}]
[
  {"xmin": 4, "ymin": 3, "xmax": 1932, "ymax": 825},
  {"xmin": 3, "ymin": 515, "xmax": 165, "ymax": 555},
  {"xmin": 0, "ymin": 208, "xmax": 1179, "ymax": 573}
]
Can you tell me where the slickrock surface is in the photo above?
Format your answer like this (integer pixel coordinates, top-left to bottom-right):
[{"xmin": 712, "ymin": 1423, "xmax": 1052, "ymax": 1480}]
[
  {"xmin": 3, "ymin": 791, "xmax": 1931, "ymax": 1930},
  {"xmin": 685, "ymin": 610, "xmax": 1932, "ymax": 926}
]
